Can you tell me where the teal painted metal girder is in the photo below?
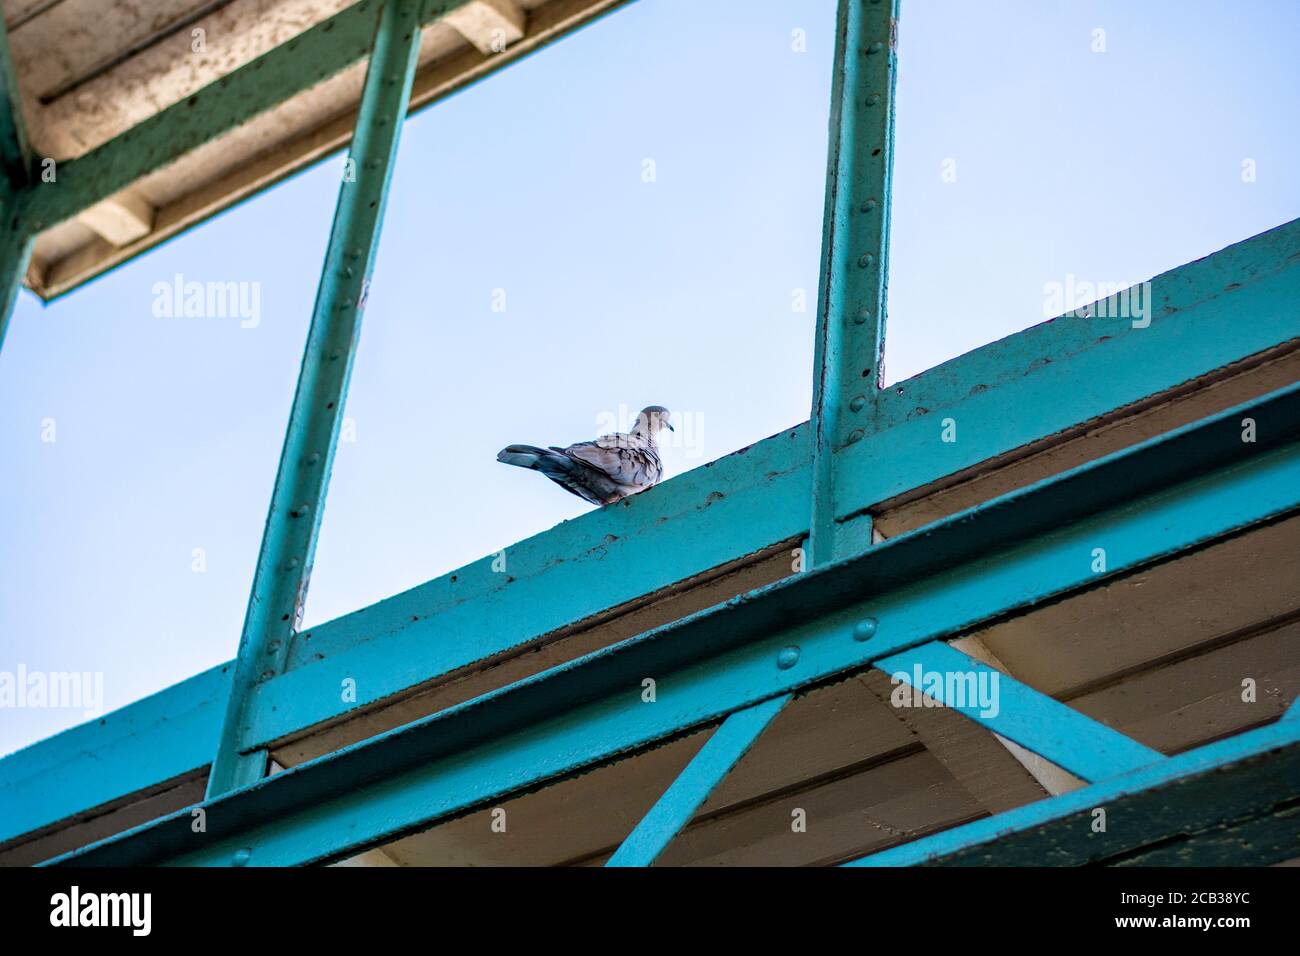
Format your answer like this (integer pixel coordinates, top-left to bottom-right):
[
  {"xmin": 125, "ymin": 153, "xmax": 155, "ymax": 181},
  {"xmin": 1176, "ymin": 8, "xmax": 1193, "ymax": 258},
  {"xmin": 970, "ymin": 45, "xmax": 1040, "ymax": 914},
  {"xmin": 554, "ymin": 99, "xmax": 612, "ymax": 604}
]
[
  {"xmin": 8, "ymin": 0, "xmax": 475, "ymax": 235},
  {"xmin": 872, "ymin": 218, "xmax": 1300, "ymax": 437},
  {"xmin": 809, "ymin": 0, "xmax": 898, "ymax": 563},
  {"xmin": 836, "ymin": 221, "xmax": 1300, "ymax": 524},
  {"xmin": 41, "ymin": 383, "xmax": 1300, "ymax": 865},
  {"xmin": 605, "ymin": 695, "xmax": 790, "ymax": 867},
  {"xmin": 245, "ymin": 427, "xmax": 810, "ymax": 749},
  {"xmin": 3, "ymin": 219, "xmax": 1297, "ymax": 844},
  {"xmin": 843, "ymin": 719, "xmax": 1300, "ymax": 866},
  {"xmin": 0, "ymin": 424, "xmax": 810, "ymax": 845},
  {"xmin": 204, "ymin": 0, "xmax": 425, "ymax": 799},
  {"xmin": 247, "ymin": 218, "xmax": 1300, "ymax": 751},
  {"xmin": 875, "ymin": 643, "xmax": 1163, "ymax": 782},
  {"xmin": 237, "ymin": 377, "xmax": 1300, "ymax": 754},
  {"xmin": 0, "ymin": 13, "xmax": 30, "ymax": 188},
  {"xmin": 0, "ymin": 664, "xmax": 230, "ymax": 848}
]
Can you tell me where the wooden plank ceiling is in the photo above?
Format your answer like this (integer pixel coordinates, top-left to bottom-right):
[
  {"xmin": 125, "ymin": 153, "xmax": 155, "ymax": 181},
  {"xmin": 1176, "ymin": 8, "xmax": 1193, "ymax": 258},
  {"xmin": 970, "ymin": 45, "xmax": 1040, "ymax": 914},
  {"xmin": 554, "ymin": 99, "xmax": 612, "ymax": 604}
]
[{"xmin": 2, "ymin": 0, "xmax": 625, "ymax": 299}]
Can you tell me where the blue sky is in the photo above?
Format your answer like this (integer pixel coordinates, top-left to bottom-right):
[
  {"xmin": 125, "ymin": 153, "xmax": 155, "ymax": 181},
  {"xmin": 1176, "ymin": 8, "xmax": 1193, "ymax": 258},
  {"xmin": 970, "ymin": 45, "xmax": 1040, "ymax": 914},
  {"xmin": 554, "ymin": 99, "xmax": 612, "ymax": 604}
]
[{"xmin": 1, "ymin": 0, "xmax": 1298, "ymax": 758}]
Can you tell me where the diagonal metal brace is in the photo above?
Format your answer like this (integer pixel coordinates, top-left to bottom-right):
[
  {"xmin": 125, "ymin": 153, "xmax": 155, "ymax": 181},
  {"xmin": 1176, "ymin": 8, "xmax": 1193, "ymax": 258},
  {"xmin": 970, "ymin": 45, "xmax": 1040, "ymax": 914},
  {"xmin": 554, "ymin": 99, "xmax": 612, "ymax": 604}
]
[
  {"xmin": 874, "ymin": 642, "xmax": 1164, "ymax": 782},
  {"xmin": 606, "ymin": 695, "xmax": 790, "ymax": 867}
]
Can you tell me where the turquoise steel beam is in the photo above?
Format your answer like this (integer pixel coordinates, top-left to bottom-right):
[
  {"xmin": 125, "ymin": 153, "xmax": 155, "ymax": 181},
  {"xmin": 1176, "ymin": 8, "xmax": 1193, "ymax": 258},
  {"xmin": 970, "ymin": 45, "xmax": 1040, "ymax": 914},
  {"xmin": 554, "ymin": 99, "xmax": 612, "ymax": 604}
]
[
  {"xmin": 3, "ymin": 218, "xmax": 1297, "ymax": 847},
  {"xmin": 838, "ymin": 231, "xmax": 1300, "ymax": 523},
  {"xmin": 0, "ymin": 13, "xmax": 31, "ymax": 188},
  {"xmin": 843, "ymin": 718, "xmax": 1300, "ymax": 866},
  {"xmin": 605, "ymin": 694, "xmax": 790, "ymax": 867},
  {"xmin": 8, "ymin": 0, "xmax": 476, "ymax": 236},
  {"xmin": 809, "ymin": 0, "xmax": 899, "ymax": 563},
  {"xmin": 875, "ymin": 643, "xmax": 1163, "ymax": 782},
  {"xmin": 0, "ymin": 664, "xmax": 230, "ymax": 850},
  {"xmin": 238, "ymin": 373, "xmax": 1300, "ymax": 754},
  {"xmin": 204, "ymin": 0, "xmax": 425, "ymax": 798},
  {"xmin": 40, "ymin": 383, "xmax": 1300, "ymax": 865}
]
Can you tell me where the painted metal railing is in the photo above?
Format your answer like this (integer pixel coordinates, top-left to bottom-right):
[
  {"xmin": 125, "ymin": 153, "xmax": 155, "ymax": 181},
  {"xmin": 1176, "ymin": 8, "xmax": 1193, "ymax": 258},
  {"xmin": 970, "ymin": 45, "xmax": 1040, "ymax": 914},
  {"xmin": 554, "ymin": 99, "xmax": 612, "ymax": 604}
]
[
  {"xmin": 38, "ymin": 380, "xmax": 1300, "ymax": 865},
  {"xmin": 1, "ymin": 0, "xmax": 1297, "ymax": 865}
]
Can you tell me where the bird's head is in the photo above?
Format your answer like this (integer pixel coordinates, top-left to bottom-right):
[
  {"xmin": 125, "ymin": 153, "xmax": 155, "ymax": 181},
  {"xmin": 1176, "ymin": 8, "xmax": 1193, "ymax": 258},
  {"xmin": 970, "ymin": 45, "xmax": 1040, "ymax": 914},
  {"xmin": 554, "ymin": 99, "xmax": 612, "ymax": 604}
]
[{"xmin": 637, "ymin": 405, "xmax": 674, "ymax": 436}]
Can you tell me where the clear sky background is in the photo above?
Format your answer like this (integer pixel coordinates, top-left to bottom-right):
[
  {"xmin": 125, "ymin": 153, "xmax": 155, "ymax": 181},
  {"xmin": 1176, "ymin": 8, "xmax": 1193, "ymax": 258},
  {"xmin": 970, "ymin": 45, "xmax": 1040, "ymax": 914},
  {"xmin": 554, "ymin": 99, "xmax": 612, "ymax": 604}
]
[{"xmin": 1, "ymin": 0, "xmax": 1298, "ymax": 758}]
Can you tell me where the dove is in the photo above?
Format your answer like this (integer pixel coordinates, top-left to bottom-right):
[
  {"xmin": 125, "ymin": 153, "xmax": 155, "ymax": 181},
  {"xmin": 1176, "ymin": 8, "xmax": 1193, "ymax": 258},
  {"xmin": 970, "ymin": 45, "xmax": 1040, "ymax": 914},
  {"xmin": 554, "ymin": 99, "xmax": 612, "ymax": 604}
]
[{"xmin": 497, "ymin": 405, "xmax": 674, "ymax": 505}]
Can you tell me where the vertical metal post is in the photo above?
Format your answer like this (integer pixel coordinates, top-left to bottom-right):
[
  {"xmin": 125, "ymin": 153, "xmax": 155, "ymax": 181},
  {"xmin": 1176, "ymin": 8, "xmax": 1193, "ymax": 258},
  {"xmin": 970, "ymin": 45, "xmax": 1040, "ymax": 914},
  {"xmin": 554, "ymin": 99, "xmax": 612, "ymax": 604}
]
[
  {"xmin": 0, "ymin": 12, "xmax": 33, "ymax": 355},
  {"xmin": 0, "ymin": 13, "xmax": 30, "ymax": 187},
  {"xmin": 607, "ymin": 0, "xmax": 902, "ymax": 866},
  {"xmin": 0, "ymin": 211, "xmax": 32, "ymax": 355},
  {"xmin": 808, "ymin": 0, "xmax": 900, "ymax": 564},
  {"xmin": 206, "ymin": 0, "xmax": 424, "ymax": 797}
]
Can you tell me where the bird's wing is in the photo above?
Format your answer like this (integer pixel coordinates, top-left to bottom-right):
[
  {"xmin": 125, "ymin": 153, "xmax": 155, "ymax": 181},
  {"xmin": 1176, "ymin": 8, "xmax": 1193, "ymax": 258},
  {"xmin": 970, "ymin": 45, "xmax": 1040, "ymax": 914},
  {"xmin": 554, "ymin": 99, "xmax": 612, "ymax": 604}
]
[{"xmin": 564, "ymin": 436, "xmax": 661, "ymax": 488}]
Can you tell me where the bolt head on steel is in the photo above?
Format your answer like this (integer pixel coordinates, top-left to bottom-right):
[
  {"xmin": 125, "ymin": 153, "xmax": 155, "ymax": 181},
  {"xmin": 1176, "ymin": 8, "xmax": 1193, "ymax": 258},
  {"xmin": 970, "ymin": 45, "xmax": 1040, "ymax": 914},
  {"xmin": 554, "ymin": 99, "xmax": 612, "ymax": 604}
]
[
  {"xmin": 853, "ymin": 618, "xmax": 879, "ymax": 642},
  {"xmin": 777, "ymin": 646, "xmax": 801, "ymax": 670}
]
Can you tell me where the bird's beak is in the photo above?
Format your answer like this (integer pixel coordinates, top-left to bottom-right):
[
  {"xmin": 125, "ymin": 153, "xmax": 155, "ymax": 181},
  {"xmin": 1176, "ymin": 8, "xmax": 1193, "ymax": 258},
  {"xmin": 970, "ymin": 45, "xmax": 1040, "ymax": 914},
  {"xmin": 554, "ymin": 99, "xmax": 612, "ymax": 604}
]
[{"xmin": 666, "ymin": 422, "xmax": 675, "ymax": 432}]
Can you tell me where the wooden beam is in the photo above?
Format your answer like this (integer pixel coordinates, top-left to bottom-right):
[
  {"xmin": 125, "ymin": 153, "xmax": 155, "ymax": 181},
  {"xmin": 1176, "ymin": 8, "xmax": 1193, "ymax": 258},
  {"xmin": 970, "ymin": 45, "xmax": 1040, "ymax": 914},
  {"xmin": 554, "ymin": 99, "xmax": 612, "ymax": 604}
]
[
  {"xmin": 444, "ymin": 0, "xmax": 526, "ymax": 54},
  {"xmin": 846, "ymin": 720, "xmax": 1300, "ymax": 866},
  {"xmin": 858, "ymin": 670, "xmax": 1052, "ymax": 814},
  {"xmin": 874, "ymin": 642, "xmax": 1163, "ymax": 783},
  {"xmin": 951, "ymin": 635, "xmax": 1084, "ymax": 795},
  {"xmin": 26, "ymin": 0, "xmax": 632, "ymax": 300},
  {"xmin": 77, "ymin": 189, "xmax": 154, "ymax": 246}
]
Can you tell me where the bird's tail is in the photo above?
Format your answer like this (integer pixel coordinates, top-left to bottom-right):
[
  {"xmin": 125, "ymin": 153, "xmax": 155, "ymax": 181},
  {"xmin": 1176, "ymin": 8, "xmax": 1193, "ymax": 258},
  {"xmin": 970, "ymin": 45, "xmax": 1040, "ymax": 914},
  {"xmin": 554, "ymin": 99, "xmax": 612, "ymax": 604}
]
[{"xmin": 497, "ymin": 444, "xmax": 574, "ymax": 480}]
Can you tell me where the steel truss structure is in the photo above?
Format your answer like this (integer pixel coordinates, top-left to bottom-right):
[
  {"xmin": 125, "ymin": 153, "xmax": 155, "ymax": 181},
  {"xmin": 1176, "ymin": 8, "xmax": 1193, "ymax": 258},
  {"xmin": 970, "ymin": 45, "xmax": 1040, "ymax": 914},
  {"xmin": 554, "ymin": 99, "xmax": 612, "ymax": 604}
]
[{"xmin": 1, "ymin": 0, "xmax": 1297, "ymax": 867}]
